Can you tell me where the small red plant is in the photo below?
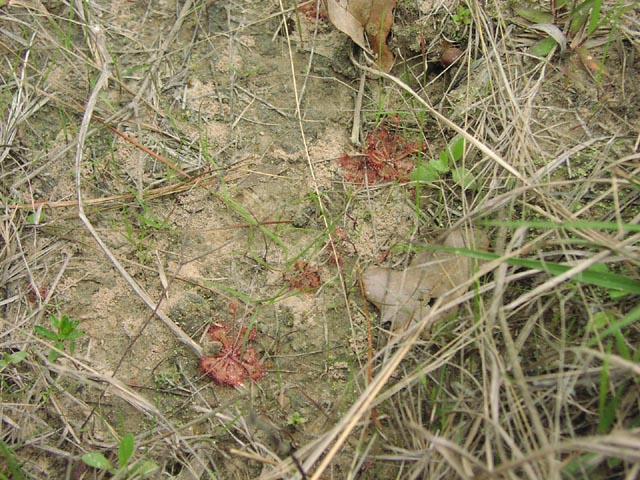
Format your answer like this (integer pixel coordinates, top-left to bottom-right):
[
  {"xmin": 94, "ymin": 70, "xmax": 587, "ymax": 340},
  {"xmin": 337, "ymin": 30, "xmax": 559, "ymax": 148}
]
[
  {"xmin": 340, "ymin": 127, "xmax": 423, "ymax": 184},
  {"xmin": 285, "ymin": 260, "xmax": 321, "ymax": 292},
  {"xmin": 27, "ymin": 284, "xmax": 49, "ymax": 303},
  {"xmin": 199, "ymin": 323, "xmax": 264, "ymax": 387}
]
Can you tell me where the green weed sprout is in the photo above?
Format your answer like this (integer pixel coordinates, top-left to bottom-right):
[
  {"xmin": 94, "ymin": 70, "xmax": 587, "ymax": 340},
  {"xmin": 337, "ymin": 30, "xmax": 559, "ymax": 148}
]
[
  {"xmin": 287, "ymin": 411, "xmax": 307, "ymax": 428},
  {"xmin": 0, "ymin": 351, "xmax": 27, "ymax": 371},
  {"xmin": 409, "ymin": 135, "xmax": 476, "ymax": 190},
  {"xmin": 0, "ymin": 439, "xmax": 26, "ymax": 480},
  {"xmin": 34, "ymin": 314, "xmax": 83, "ymax": 362},
  {"xmin": 452, "ymin": 6, "xmax": 472, "ymax": 27},
  {"xmin": 81, "ymin": 433, "xmax": 158, "ymax": 479}
]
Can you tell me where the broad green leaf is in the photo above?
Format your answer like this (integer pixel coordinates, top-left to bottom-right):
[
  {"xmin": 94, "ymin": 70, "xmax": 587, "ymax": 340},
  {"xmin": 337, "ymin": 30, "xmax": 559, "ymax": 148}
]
[
  {"xmin": 130, "ymin": 460, "xmax": 159, "ymax": 477},
  {"xmin": 0, "ymin": 351, "xmax": 26, "ymax": 365},
  {"xmin": 118, "ymin": 433, "xmax": 135, "ymax": 467},
  {"xmin": 409, "ymin": 163, "xmax": 440, "ymax": 182},
  {"xmin": 452, "ymin": 167, "xmax": 477, "ymax": 190},
  {"xmin": 530, "ymin": 37, "xmax": 558, "ymax": 57},
  {"xmin": 431, "ymin": 153, "xmax": 450, "ymax": 173},
  {"xmin": 47, "ymin": 349, "xmax": 61, "ymax": 363},
  {"xmin": 82, "ymin": 452, "xmax": 113, "ymax": 471},
  {"xmin": 445, "ymin": 135, "xmax": 465, "ymax": 162},
  {"xmin": 515, "ymin": 7, "xmax": 554, "ymax": 23},
  {"xmin": 530, "ymin": 23, "xmax": 567, "ymax": 52},
  {"xmin": 34, "ymin": 326, "xmax": 58, "ymax": 341},
  {"xmin": 5, "ymin": 351, "xmax": 27, "ymax": 365}
]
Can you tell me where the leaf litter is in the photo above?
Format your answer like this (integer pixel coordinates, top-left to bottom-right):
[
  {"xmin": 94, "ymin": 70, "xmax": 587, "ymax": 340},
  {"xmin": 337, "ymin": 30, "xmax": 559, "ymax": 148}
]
[
  {"xmin": 325, "ymin": 0, "xmax": 397, "ymax": 70},
  {"xmin": 363, "ymin": 229, "xmax": 489, "ymax": 332}
]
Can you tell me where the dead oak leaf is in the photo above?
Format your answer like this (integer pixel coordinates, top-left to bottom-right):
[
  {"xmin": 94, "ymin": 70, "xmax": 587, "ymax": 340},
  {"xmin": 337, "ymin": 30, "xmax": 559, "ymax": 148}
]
[
  {"xmin": 363, "ymin": 230, "xmax": 488, "ymax": 332},
  {"xmin": 324, "ymin": 0, "xmax": 396, "ymax": 71}
]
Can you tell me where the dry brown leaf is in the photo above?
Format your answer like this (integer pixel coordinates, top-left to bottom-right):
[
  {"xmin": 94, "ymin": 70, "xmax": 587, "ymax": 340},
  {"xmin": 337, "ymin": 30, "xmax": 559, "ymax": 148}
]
[
  {"xmin": 324, "ymin": 0, "xmax": 396, "ymax": 71},
  {"xmin": 324, "ymin": 0, "xmax": 369, "ymax": 51},
  {"xmin": 363, "ymin": 230, "xmax": 488, "ymax": 332}
]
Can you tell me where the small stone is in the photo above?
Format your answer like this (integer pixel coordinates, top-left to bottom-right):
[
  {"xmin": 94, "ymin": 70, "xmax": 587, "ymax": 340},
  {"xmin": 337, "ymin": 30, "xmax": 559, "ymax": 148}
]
[{"xmin": 440, "ymin": 47, "xmax": 464, "ymax": 67}]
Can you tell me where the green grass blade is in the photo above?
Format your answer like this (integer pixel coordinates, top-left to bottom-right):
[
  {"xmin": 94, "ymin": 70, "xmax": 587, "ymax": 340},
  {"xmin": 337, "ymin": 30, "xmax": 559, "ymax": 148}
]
[
  {"xmin": 0, "ymin": 440, "xmax": 26, "ymax": 480},
  {"xmin": 202, "ymin": 282, "xmax": 258, "ymax": 304},
  {"xmin": 598, "ymin": 343, "xmax": 612, "ymax": 433},
  {"xmin": 426, "ymin": 245, "xmax": 640, "ymax": 295},
  {"xmin": 479, "ymin": 219, "xmax": 640, "ymax": 232},
  {"xmin": 588, "ymin": 0, "xmax": 603, "ymax": 35},
  {"xmin": 586, "ymin": 302, "xmax": 640, "ymax": 346},
  {"xmin": 118, "ymin": 433, "xmax": 135, "ymax": 468},
  {"xmin": 217, "ymin": 194, "xmax": 287, "ymax": 252}
]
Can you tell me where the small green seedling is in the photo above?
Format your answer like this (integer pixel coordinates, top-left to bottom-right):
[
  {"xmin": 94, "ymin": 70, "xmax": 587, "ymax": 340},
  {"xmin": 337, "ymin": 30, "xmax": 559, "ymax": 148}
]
[
  {"xmin": 0, "ymin": 351, "xmax": 27, "ymax": 371},
  {"xmin": 0, "ymin": 439, "xmax": 26, "ymax": 480},
  {"xmin": 26, "ymin": 210, "xmax": 45, "ymax": 225},
  {"xmin": 287, "ymin": 411, "xmax": 307, "ymax": 428},
  {"xmin": 587, "ymin": 263, "xmax": 627, "ymax": 299},
  {"xmin": 409, "ymin": 135, "xmax": 476, "ymax": 190},
  {"xmin": 0, "ymin": 351, "xmax": 27, "ymax": 369},
  {"xmin": 82, "ymin": 433, "xmax": 158, "ymax": 479},
  {"xmin": 452, "ymin": 6, "xmax": 472, "ymax": 26},
  {"xmin": 34, "ymin": 314, "xmax": 83, "ymax": 362}
]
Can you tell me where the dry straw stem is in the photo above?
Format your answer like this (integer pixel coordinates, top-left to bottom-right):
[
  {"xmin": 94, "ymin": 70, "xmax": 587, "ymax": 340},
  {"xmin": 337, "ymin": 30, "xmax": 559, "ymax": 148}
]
[
  {"xmin": 261, "ymin": 289, "xmax": 486, "ymax": 479},
  {"xmin": 33, "ymin": 348, "xmax": 161, "ymax": 417}
]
